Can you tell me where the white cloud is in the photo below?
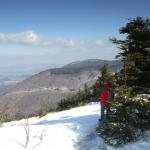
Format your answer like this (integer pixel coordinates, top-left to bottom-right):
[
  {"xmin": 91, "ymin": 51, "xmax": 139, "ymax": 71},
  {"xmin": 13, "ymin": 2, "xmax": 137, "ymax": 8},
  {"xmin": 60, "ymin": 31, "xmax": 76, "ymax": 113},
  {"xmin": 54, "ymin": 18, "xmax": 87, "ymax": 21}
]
[
  {"xmin": 52, "ymin": 38, "xmax": 79, "ymax": 47},
  {"xmin": 0, "ymin": 30, "xmax": 114, "ymax": 49},
  {"xmin": 95, "ymin": 40, "xmax": 103, "ymax": 46},
  {"xmin": 0, "ymin": 31, "xmax": 82, "ymax": 47},
  {"xmin": 0, "ymin": 31, "xmax": 105, "ymax": 48},
  {"xmin": 0, "ymin": 30, "xmax": 119, "ymax": 61},
  {"xmin": 0, "ymin": 30, "xmax": 46, "ymax": 46}
]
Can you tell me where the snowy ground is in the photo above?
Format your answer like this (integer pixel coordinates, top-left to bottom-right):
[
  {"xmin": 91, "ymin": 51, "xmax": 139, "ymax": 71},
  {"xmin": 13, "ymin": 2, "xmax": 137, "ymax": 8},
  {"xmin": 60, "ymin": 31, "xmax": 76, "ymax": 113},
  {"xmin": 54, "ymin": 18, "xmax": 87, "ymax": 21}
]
[{"xmin": 0, "ymin": 102, "xmax": 149, "ymax": 150}]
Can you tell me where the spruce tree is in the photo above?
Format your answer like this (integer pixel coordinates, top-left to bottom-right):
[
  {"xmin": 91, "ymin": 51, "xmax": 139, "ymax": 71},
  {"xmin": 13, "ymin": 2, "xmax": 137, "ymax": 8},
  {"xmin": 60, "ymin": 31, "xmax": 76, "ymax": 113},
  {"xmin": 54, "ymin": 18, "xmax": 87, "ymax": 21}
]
[
  {"xmin": 111, "ymin": 17, "xmax": 150, "ymax": 87},
  {"xmin": 97, "ymin": 17, "xmax": 150, "ymax": 147},
  {"xmin": 100, "ymin": 64, "xmax": 115, "ymax": 84}
]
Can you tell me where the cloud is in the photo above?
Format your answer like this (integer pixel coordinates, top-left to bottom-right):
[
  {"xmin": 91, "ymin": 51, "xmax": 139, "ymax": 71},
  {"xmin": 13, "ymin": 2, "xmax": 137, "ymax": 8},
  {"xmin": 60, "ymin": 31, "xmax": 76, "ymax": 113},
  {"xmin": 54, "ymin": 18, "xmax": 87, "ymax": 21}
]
[
  {"xmin": 0, "ymin": 30, "xmax": 119, "ymax": 60},
  {"xmin": 0, "ymin": 30, "xmax": 112, "ymax": 47},
  {"xmin": 0, "ymin": 31, "xmax": 104, "ymax": 48},
  {"xmin": 0, "ymin": 30, "xmax": 45, "ymax": 46},
  {"xmin": 52, "ymin": 38, "xmax": 79, "ymax": 47},
  {"xmin": 0, "ymin": 31, "xmax": 84, "ymax": 48}
]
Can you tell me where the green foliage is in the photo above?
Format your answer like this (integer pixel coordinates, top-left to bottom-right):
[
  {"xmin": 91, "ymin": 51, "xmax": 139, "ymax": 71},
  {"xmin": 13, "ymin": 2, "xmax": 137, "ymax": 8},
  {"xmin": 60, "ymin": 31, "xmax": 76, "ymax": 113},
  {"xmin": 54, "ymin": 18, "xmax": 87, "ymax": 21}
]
[
  {"xmin": 111, "ymin": 17, "xmax": 150, "ymax": 87},
  {"xmin": 100, "ymin": 64, "xmax": 115, "ymax": 84},
  {"xmin": 97, "ymin": 120, "xmax": 140, "ymax": 147},
  {"xmin": 97, "ymin": 17, "xmax": 150, "ymax": 147},
  {"xmin": 57, "ymin": 84, "xmax": 91, "ymax": 111},
  {"xmin": 97, "ymin": 86, "xmax": 150, "ymax": 147}
]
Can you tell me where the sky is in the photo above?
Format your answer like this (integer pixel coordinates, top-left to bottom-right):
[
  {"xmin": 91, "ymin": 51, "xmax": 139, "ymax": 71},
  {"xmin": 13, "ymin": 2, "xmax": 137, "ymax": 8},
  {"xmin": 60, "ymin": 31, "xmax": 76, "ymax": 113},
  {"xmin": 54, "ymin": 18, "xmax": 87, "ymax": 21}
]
[{"xmin": 0, "ymin": 0, "xmax": 150, "ymax": 72}]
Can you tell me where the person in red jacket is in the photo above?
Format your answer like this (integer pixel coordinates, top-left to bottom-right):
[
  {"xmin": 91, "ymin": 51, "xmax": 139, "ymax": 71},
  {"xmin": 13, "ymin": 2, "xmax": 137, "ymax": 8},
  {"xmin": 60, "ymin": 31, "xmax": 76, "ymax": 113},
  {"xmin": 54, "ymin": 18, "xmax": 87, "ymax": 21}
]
[{"xmin": 96, "ymin": 81, "xmax": 112, "ymax": 120}]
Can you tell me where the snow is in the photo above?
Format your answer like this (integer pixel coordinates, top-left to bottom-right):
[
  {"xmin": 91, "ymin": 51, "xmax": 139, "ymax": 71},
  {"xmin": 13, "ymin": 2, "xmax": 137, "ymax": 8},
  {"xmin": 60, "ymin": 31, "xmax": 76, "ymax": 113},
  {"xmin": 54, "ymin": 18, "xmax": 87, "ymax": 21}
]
[{"xmin": 0, "ymin": 102, "xmax": 150, "ymax": 150}]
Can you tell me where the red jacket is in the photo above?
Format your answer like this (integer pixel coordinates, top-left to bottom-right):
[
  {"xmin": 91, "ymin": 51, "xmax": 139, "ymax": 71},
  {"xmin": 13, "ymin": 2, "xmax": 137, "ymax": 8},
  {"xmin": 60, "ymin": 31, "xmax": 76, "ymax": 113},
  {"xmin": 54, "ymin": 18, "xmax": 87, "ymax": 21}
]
[
  {"xmin": 96, "ymin": 83, "xmax": 112, "ymax": 105},
  {"xmin": 104, "ymin": 84, "xmax": 112, "ymax": 90},
  {"xmin": 100, "ymin": 90, "xmax": 109, "ymax": 105},
  {"xmin": 95, "ymin": 84, "xmax": 100, "ymax": 90}
]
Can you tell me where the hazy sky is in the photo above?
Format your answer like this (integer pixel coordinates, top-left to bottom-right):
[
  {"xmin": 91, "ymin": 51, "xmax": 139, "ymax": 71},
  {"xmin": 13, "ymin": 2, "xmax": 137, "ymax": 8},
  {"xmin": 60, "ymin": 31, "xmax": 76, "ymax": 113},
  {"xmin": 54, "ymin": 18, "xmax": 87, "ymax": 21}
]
[{"xmin": 0, "ymin": 0, "xmax": 150, "ymax": 69}]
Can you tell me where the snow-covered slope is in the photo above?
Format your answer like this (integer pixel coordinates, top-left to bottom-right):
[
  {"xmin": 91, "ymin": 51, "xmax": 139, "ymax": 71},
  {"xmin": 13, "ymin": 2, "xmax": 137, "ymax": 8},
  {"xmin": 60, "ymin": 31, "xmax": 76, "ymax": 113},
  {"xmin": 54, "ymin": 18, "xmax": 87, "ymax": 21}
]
[{"xmin": 0, "ymin": 102, "xmax": 149, "ymax": 150}]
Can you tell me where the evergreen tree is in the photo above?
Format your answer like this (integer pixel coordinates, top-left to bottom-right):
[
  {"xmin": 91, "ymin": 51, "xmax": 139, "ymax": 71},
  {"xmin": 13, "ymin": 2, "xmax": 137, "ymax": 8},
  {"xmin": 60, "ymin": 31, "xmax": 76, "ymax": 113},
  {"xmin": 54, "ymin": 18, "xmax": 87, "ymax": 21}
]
[
  {"xmin": 97, "ymin": 17, "xmax": 150, "ymax": 147},
  {"xmin": 97, "ymin": 86, "xmax": 150, "ymax": 147},
  {"xmin": 111, "ymin": 17, "xmax": 150, "ymax": 87},
  {"xmin": 100, "ymin": 64, "xmax": 115, "ymax": 84},
  {"xmin": 83, "ymin": 83, "xmax": 90, "ymax": 100}
]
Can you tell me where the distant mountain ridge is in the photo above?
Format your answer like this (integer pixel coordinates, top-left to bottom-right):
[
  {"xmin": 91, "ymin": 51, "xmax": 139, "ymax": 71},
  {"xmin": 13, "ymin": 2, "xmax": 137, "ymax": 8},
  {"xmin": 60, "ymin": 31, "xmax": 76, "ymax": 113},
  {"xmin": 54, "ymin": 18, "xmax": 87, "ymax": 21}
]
[
  {"xmin": 63, "ymin": 59, "xmax": 118, "ymax": 68},
  {"xmin": 0, "ymin": 59, "xmax": 122, "ymax": 118},
  {"xmin": 50, "ymin": 59, "xmax": 122, "ymax": 74}
]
